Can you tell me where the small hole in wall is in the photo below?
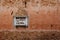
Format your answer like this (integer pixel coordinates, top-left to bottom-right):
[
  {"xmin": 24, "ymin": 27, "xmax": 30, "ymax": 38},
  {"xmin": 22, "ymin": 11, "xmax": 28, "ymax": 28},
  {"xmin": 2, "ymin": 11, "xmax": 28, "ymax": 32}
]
[
  {"xmin": 11, "ymin": 11, "xmax": 13, "ymax": 15},
  {"xmin": 36, "ymin": 1, "xmax": 39, "ymax": 3},
  {"xmin": 14, "ymin": 16, "xmax": 28, "ymax": 28},
  {"xmin": 23, "ymin": 0, "xmax": 27, "ymax": 8},
  {"xmin": 52, "ymin": 33, "xmax": 55, "ymax": 36},
  {"xmin": 36, "ymin": 12, "xmax": 39, "ymax": 14},
  {"xmin": 9, "ymin": 0, "xmax": 12, "ymax": 2},
  {"xmin": 51, "ymin": 24, "xmax": 53, "ymax": 27},
  {"xmin": 24, "ymin": 1, "xmax": 27, "ymax": 8}
]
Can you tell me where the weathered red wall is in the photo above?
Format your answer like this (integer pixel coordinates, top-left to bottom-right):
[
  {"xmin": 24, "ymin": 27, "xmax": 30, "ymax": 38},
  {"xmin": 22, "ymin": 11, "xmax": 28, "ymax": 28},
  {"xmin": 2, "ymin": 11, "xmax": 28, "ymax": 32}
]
[{"xmin": 0, "ymin": 0, "xmax": 60, "ymax": 30}]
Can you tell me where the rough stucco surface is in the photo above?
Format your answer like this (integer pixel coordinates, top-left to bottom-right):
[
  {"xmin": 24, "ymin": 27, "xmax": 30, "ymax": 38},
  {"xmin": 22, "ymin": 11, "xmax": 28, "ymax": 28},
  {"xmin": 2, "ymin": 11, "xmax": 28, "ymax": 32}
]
[
  {"xmin": 0, "ymin": 30, "xmax": 60, "ymax": 40},
  {"xmin": 0, "ymin": 0, "xmax": 60, "ymax": 30}
]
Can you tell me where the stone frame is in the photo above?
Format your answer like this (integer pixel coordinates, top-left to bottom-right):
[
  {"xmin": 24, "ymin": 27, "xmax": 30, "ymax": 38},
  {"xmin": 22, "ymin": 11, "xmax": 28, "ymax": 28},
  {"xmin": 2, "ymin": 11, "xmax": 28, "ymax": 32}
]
[{"xmin": 13, "ymin": 16, "xmax": 28, "ymax": 28}]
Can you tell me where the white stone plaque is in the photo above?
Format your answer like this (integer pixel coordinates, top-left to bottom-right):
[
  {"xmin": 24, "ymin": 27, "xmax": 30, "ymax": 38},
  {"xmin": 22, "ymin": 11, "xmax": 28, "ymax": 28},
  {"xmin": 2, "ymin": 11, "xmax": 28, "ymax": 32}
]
[{"xmin": 14, "ymin": 16, "xmax": 28, "ymax": 27}]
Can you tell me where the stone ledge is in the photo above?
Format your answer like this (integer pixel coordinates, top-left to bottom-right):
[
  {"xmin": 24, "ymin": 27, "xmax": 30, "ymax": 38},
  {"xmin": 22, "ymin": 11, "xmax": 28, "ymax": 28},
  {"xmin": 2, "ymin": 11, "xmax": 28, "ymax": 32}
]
[{"xmin": 0, "ymin": 30, "xmax": 60, "ymax": 40}]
